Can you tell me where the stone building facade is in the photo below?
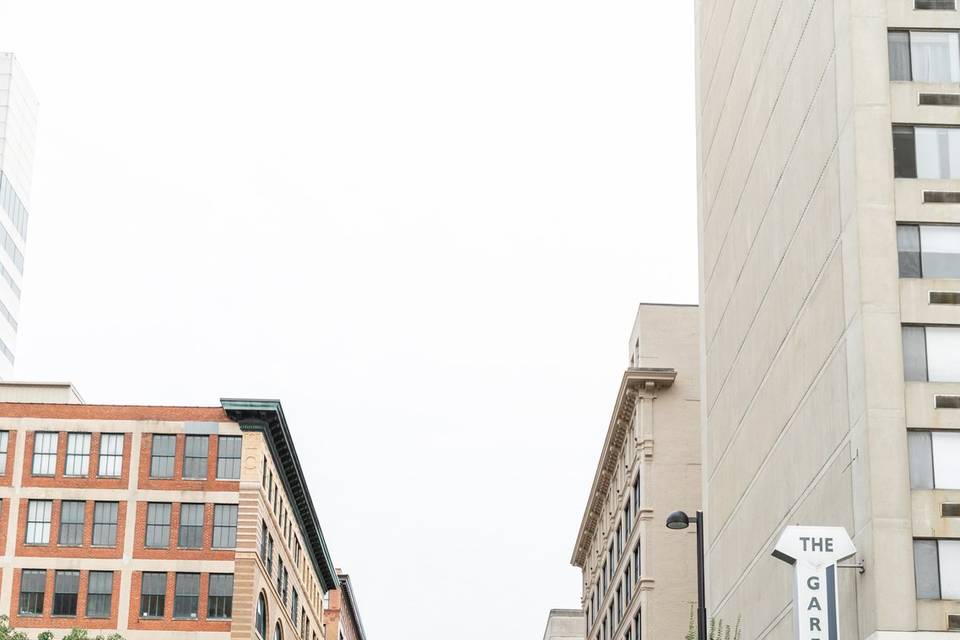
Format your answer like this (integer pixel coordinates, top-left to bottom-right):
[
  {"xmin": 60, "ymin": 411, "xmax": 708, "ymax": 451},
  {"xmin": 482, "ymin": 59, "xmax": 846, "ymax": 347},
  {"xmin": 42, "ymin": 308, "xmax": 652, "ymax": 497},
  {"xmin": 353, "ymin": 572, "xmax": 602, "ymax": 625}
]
[{"xmin": 572, "ymin": 304, "xmax": 700, "ymax": 640}]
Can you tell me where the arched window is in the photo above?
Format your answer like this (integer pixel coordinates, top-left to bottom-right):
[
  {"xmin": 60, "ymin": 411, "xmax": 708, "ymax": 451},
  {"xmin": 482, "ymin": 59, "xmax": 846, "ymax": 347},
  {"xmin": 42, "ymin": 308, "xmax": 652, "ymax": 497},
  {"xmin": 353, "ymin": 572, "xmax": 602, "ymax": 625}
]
[
  {"xmin": 274, "ymin": 622, "xmax": 284, "ymax": 640},
  {"xmin": 255, "ymin": 593, "xmax": 267, "ymax": 637}
]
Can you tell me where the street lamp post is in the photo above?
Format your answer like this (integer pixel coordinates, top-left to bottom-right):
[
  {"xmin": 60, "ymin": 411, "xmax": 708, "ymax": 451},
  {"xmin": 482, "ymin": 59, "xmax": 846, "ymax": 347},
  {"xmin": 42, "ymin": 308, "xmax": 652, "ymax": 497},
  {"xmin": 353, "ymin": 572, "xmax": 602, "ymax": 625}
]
[{"xmin": 666, "ymin": 510, "xmax": 706, "ymax": 640}]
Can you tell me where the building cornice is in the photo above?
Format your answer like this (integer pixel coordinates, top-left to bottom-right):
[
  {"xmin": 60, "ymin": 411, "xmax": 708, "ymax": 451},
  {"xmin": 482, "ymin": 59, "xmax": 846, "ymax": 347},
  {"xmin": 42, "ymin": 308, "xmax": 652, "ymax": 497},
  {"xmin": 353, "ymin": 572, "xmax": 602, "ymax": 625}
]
[
  {"xmin": 221, "ymin": 398, "xmax": 339, "ymax": 593},
  {"xmin": 338, "ymin": 573, "xmax": 367, "ymax": 640},
  {"xmin": 570, "ymin": 368, "xmax": 676, "ymax": 568}
]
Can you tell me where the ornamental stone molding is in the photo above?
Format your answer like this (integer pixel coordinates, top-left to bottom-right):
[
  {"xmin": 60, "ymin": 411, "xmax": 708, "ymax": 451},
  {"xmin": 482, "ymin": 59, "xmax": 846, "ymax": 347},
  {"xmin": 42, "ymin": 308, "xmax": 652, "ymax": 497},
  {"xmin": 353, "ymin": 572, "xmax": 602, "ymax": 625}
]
[{"xmin": 571, "ymin": 368, "xmax": 677, "ymax": 569}]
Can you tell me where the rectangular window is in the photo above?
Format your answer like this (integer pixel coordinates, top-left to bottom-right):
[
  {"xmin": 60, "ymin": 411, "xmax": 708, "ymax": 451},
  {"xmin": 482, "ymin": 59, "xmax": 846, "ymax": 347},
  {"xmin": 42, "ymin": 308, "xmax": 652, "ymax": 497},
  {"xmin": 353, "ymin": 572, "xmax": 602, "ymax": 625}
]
[
  {"xmin": 0, "ymin": 430, "xmax": 8, "ymax": 475},
  {"xmin": 92, "ymin": 501, "xmax": 119, "ymax": 547},
  {"xmin": 216, "ymin": 435, "xmax": 241, "ymax": 479},
  {"xmin": 183, "ymin": 435, "xmax": 208, "ymax": 480},
  {"xmin": 890, "ymin": 31, "xmax": 960, "ymax": 82},
  {"xmin": 25, "ymin": 500, "xmax": 52, "ymax": 544},
  {"xmin": 915, "ymin": 539, "xmax": 960, "ymax": 599},
  {"xmin": 149, "ymin": 434, "xmax": 176, "ymax": 478},
  {"xmin": 213, "ymin": 504, "xmax": 238, "ymax": 549},
  {"xmin": 145, "ymin": 503, "xmax": 171, "ymax": 548},
  {"xmin": 909, "ymin": 431, "xmax": 960, "ymax": 489},
  {"xmin": 208, "ymin": 574, "xmax": 233, "ymax": 619},
  {"xmin": 178, "ymin": 504, "xmax": 204, "ymax": 549},
  {"xmin": 98, "ymin": 433, "xmax": 124, "ymax": 477},
  {"xmin": 897, "ymin": 224, "xmax": 960, "ymax": 279},
  {"xmin": 277, "ymin": 559, "xmax": 285, "ymax": 601},
  {"xmin": 32, "ymin": 432, "xmax": 58, "ymax": 476},
  {"xmin": 912, "ymin": 126, "xmax": 960, "ymax": 179},
  {"xmin": 58, "ymin": 501, "xmax": 85, "ymax": 546},
  {"xmin": 894, "ymin": 125, "xmax": 919, "ymax": 178},
  {"xmin": 903, "ymin": 325, "xmax": 960, "ymax": 381},
  {"xmin": 19, "ymin": 569, "xmax": 46, "ymax": 616},
  {"xmin": 86, "ymin": 571, "xmax": 113, "ymax": 618},
  {"xmin": 624, "ymin": 562, "xmax": 632, "ymax": 603},
  {"xmin": 140, "ymin": 572, "xmax": 167, "ymax": 618},
  {"xmin": 53, "ymin": 570, "xmax": 79, "ymax": 616},
  {"xmin": 916, "ymin": 0, "xmax": 957, "ymax": 9},
  {"xmin": 64, "ymin": 433, "xmax": 91, "ymax": 476},
  {"xmin": 633, "ymin": 543, "xmax": 641, "ymax": 582},
  {"xmin": 173, "ymin": 573, "xmax": 200, "ymax": 619},
  {"xmin": 291, "ymin": 589, "xmax": 299, "ymax": 626}
]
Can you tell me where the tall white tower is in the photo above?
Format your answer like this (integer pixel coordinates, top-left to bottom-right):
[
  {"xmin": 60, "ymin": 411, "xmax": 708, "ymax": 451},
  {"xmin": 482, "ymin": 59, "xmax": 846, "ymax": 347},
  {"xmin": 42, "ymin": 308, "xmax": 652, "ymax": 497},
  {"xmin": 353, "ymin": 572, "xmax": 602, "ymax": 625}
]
[{"xmin": 0, "ymin": 53, "xmax": 38, "ymax": 378}]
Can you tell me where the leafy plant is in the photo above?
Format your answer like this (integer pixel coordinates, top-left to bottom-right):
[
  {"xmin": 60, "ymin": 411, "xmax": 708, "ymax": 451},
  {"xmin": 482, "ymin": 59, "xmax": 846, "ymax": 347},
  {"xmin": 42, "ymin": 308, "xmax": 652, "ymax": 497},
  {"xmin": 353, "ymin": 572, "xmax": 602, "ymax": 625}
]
[
  {"xmin": 0, "ymin": 618, "xmax": 123, "ymax": 640},
  {"xmin": 685, "ymin": 607, "xmax": 741, "ymax": 640}
]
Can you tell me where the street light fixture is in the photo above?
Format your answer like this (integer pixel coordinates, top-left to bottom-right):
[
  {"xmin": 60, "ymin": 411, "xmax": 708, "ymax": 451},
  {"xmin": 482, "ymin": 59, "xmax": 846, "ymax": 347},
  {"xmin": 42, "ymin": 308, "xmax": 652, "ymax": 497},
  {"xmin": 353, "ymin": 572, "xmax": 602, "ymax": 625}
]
[{"xmin": 666, "ymin": 510, "xmax": 706, "ymax": 640}]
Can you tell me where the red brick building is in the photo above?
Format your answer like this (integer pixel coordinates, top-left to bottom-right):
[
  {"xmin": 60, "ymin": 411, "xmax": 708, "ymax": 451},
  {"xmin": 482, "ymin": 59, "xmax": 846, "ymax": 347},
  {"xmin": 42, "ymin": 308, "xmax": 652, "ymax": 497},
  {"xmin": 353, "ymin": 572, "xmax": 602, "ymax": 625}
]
[
  {"xmin": 0, "ymin": 383, "xmax": 343, "ymax": 640},
  {"xmin": 323, "ymin": 572, "xmax": 366, "ymax": 640}
]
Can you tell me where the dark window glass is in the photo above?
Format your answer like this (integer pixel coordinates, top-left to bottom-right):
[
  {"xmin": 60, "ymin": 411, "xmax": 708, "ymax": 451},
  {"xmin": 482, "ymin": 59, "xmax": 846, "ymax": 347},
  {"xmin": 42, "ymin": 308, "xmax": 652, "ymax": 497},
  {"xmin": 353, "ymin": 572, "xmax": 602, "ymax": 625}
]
[
  {"xmin": 889, "ymin": 31, "xmax": 912, "ymax": 81},
  {"xmin": 92, "ymin": 501, "xmax": 118, "ymax": 547},
  {"xmin": 216, "ymin": 436, "xmax": 242, "ymax": 479},
  {"xmin": 291, "ymin": 589, "xmax": 299, "ymax": 625},
  {"xmin": 898, "ymin": 224, "xmax": 922, "ymax": 277},
  {"xmin": 19, "ymin": 569, "xmax": 45, "ymax": 616},
  {"xmin": 86, "ymin": 571, "xmax": 113, "ymax": 618},
  {"xmin": 208, "ymin": 574, "xmax": 234, "ymax": 619},
  {"xmin": 150, "ymin": 435, "xmax": 176, "ymax": 478},
  {"xmin": 903, "ymin": 325, "xmax": 929, "ymax": 381},
  {"xmin": 145, "ymin": 503, "xmax": 171, "ymax": 548},
  {"xmin": 256, "ymin": 593, "xmax": 267, "ymax": 637},
  {"xmin": 140, "ymin": 572, "xmax": 167, "ymax": 618},
  {"xmin": 894, "ymin": 125, "xmax": 918, "ymax": 178},
  {"xmin": 909, "ymin": 431, "xmax": 935, "ymax": 489},
  {"xmin": 183, "ymin": 435, "xmax": 208, "ymax": 479},
  {"xmin": 177, "ymin": 504, "xmax": 204, "ymax": 549},
  {"xmin": 58, "ymin": 501, "xmax": 85, "ymax": 546},
  {"xmin": 173, "ymin": 573, "xmax": 200, "ymax": 619},
  {"xmin": 53, "ymin": 570, "xmax": 79, "ymax": 616},
  {"xmin": 916, "ymin": 0, "xmax": 957, "ymax": 8},
  {"xmin": 915, "ymin": 539, "xmax": 942, "ymax": 598},
  {"xmin": 213, "ymin": 504, "xmax": 238, "ymax": 548}
]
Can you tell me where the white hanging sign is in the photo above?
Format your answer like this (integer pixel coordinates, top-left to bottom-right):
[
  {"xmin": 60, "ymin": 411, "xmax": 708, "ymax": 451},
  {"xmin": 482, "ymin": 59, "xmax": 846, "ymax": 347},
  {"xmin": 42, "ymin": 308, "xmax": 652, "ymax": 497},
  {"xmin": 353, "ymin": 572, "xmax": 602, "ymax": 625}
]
[{"xmin": 772, "ymin": 526, "xmax": 856, "ymax": 640}]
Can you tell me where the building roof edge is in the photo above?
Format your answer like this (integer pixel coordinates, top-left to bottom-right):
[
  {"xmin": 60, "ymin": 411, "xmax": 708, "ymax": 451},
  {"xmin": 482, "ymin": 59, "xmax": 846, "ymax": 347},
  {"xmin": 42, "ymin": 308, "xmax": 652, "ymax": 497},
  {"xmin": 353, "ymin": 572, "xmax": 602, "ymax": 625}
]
[
  {"xmin": 569, "ymin": 368, "xmax": 677, "ymax": 568},
  {"xmin": 221, "ymin": 398, "xmax": 339, "ymax": 592}
]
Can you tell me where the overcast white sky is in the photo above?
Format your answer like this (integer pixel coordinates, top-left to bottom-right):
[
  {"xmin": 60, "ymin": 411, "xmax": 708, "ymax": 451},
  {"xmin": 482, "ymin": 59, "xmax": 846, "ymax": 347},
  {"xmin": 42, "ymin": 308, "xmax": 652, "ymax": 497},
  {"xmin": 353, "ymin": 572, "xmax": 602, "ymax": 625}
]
[{"xmin": 0, "ymin": 2, "xmax": 696, "ymax": 638}]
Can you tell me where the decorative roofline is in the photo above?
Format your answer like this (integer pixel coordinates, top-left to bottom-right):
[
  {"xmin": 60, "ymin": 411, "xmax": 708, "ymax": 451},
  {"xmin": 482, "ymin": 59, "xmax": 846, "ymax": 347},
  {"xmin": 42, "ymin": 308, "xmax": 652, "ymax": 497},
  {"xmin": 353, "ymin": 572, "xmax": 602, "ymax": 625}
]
[
  {"xmin": 338, "ymin": 573, "xmax": 367, "ymax": 640},
  {"xmin": 570, "ymin": 368, "xmax": 677, "ymax": 568},
  {"xmin": 221, "ymin": 398, "xmax": 339, "ymax": 592}
]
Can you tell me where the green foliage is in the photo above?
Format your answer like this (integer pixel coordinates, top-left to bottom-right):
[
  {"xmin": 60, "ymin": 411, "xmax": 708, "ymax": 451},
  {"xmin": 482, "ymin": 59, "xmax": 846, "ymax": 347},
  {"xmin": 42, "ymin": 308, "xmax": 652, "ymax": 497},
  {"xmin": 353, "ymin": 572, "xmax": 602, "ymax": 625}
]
[
  {"xmin": 685, "ymin": 607, "xmax": 742, "ymax": 640},
  {"xmin": 0, "ymin": 618, "xmax": 123, "ymax": 640}
]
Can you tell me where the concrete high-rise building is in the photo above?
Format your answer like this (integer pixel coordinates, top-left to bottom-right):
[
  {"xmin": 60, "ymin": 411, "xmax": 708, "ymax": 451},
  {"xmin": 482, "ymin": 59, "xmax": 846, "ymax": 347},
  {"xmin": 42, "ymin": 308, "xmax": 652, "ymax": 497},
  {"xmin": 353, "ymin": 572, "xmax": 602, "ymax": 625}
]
[
  {"xmin": 696, "ymin": 0, "xmax": 960, "ymax": 638},
  {"xmin": 0, "ymin": 384, "xmax": 340, "ymax": 639},
  {"xmin": 540, "ymin": 609, "xmax": 586, "ymax": 640},
  {"xmin": 572, "ymin": 304, "xmax": 699, "ymax": 640},
  {"xmin": 0, "ymin": 53, "xmax": 38, "ymax": 378}
]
